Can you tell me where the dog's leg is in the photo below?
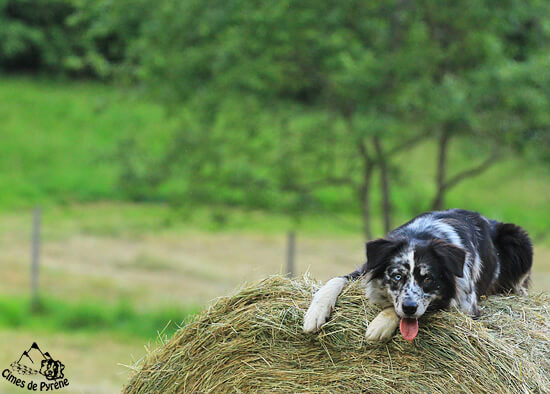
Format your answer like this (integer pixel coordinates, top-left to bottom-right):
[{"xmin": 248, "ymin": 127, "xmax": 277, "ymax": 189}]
[
  {"xmin": 365, "ymin": 307, "xmax": 400, "ymax": 342},
  {"xmin": 303, "ymin": 277, "xmax": 348, "ymax": 333},
  {"xmin": 452, "ymin": 290, "xmax": 481, "ymax": 318},
  {"xmin": 514, "ymin": 271, "xmax": 531, "ymax": 296}
]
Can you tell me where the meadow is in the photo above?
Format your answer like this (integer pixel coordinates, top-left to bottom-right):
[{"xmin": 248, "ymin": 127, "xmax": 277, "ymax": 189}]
[{"xmin": 0, "ymin": 77, "xmax": 549, "ymax": 392}]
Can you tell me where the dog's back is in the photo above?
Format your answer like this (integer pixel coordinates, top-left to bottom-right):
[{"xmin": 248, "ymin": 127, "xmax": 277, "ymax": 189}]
[{"xmin": 391, "ymin": 209, "xmax": 533, "ymax": 297}]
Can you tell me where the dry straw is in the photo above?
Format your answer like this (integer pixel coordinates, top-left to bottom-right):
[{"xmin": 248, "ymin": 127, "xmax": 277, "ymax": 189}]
[{"xmin": 124, "ymin": 275, "xmax": 549, "ymax": 393}]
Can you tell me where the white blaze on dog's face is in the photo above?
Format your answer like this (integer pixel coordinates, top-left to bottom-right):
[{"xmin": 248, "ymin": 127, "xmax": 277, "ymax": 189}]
[
  {"xmin": 384, "ymin": 247, "xmax": 440, "ymax": 319},
  {"xmin": 366, "ymin": 238, "xmax": 466, "ymax": 320}
]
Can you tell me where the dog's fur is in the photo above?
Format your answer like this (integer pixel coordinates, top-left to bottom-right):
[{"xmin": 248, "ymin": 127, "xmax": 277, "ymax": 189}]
[{"xmin": 303, "ymin": 209, "xmax": 533, "ymax": 341}]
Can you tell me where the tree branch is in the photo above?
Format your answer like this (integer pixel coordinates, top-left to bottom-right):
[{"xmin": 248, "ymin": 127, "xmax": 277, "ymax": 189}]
[
  {"xmin": 386, "ymin": 131, "xmax": 430, "ymax": 157},
  {"xmin": 443, "ymin": 151, "xmax": 500, "ymax": 190},
  {"xmin": 356, "ymin": 138, "xmax": 375, "ymax": 167},
  {"xmin": 301, "ymin": 176, "xmax": 355, "ymax": 190},
  {"xmin": 373, "ymin": 135, "xmax": 392, "ymax": 233}
]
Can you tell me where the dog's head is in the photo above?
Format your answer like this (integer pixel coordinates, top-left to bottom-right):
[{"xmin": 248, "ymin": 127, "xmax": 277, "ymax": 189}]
[{"xmin": 365, "ymin": 237, "xmax": 466, "ymax": 320}]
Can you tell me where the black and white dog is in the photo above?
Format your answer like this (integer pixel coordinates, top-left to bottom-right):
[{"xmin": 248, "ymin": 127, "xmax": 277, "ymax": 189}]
[{"xmin": 303, "ymin": 209, "xmax": 533, "ymax": 341}]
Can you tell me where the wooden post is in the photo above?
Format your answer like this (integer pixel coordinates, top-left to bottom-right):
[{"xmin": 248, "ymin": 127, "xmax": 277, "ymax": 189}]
[
  {"xmin": 31, "ymin": 207, "xmax": 41, "ymax": 311},
  {"xmin": 286, "ymin": 231, "xmax": 296, "ymax": 277}
]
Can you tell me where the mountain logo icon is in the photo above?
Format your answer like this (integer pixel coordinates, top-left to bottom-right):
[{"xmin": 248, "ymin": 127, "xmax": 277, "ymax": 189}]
[{"xmin": 9, "ymin": 342, "xmax": 65, "ymax": 381}]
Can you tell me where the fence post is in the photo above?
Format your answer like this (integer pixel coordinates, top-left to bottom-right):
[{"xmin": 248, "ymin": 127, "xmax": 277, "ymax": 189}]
[
  {"xmin": 31, "ymin": 207, "xmax": 41, "ymax": 311},
  {"xmin": 286, "ymin": 231, "xmax": 296, "ymax": 277}
]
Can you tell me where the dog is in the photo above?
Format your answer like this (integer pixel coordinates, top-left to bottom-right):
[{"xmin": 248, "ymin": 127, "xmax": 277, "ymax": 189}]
[{"xmin": 303, "ymin": 209, "xmax": 533, "ymax": 341}]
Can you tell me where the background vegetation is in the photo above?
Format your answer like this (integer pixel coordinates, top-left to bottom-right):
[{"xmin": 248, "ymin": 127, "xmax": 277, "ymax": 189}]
[
  {"xmin": 0, "ymin": 1, "xmax": 549, "ymax": 391},
  {"xmin": 2, "ymin": 0, "xmax": 549, "ymax": 238}
]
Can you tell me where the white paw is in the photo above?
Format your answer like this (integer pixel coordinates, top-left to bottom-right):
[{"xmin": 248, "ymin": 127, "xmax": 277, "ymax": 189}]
[
  {"xmin": 303, "ymin": 277, "xmax": 348, "ymax": 333},
  {"xmin": 303, "ymin": 302, "xmax": 332, "ymax": 333},
  {"xmin": 365, "ymin": 308, "xmax": 399, "ymax": 342}
]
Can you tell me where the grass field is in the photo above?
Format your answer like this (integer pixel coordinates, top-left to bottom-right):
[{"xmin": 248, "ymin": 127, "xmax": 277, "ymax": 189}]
[
  {"xmin": 0, "ymin": 76, "xmax": 178, "ymax": 208},
  {"xmin": 0, "ymin": 205, "xmax": 549, "ymax": 392},
  {"xmin": 0, "ymin": 293, "xmax": 198, "ymax": 339},
  {"xmin": 0, "ymin": 76, "xmax": 549, "ymax": 392}
]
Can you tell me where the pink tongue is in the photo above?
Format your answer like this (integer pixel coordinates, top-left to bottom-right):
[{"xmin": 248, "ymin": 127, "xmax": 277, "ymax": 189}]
[{"xmin": 399, "ymin": 318, "xmax": 419, "ymax": 341}]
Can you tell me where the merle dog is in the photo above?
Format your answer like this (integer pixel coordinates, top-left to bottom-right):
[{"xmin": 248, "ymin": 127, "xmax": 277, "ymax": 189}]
[{"xmin": 303, "ymin": 209, "xmax": 533, "ymax": 341}]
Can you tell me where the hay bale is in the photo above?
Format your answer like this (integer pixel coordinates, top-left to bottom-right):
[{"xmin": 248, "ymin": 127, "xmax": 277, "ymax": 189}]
[{"xmin": 124, "ymin": 276, "xmax": 550, "ymax": 393}]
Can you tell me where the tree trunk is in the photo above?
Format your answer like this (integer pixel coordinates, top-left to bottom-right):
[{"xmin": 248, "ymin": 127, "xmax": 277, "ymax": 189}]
[
  {"xmin": 432, "ymin": 130, "xmax": 451, "ymax": 210},
  {"xmin": 359, "ymin": 165, "xmax": 374, "ymax": 240},
  {"xmin": 373, "ymin": 136, "xmax": 391, "ymax": 234},
  {"xmin": 355, "ymin": 137, "xmax": 375, "ymax": 240}
]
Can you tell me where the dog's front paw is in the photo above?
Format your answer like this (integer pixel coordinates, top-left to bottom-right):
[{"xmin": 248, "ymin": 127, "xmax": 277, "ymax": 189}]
[
  {"xmin": 303, "ymin": 302, "xmax": 332, "ymax": 333},
  {"xmin": 365, "ymin": 320, "xmax": 395, "ymax": 342},
  {"xmin": 302, "ymin": 277, "xmax": 348, "ymax": 333},
  {"xmin": 365, "ymin": 308, "xmax": 399, "ymax": 342}
]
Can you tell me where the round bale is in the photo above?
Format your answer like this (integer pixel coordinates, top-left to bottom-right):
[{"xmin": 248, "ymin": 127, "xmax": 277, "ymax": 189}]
[{"xmin": 124, "ymin": 275, "xmax": 549, "ymax": 393}]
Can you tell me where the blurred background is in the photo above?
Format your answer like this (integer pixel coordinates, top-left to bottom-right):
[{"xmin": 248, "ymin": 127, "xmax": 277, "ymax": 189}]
[{"xmin": 0, "ymin": 0, "xmax": 549, "ymax": 392}]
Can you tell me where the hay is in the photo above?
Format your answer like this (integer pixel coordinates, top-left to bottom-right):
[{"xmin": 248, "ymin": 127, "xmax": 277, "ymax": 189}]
[{"xmin": 124, "ymin": 276, "xmax": 550, "ymax": 393}]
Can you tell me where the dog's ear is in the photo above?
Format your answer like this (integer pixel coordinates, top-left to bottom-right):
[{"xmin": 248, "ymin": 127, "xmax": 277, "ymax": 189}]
[
  {"xmin": 429, "ymin": 239, "xmax": 466, "ymax": 277},
  {"xmin": 365, "ymin": 238, "xmax": 407, "ymax": 273}
]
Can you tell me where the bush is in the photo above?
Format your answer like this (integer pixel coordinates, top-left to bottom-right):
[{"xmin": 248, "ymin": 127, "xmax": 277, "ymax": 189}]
[
  {"xmin": 0, "ymin": 0, "xmax": 73, "ymax": 72},
  {"xmin": 0, "ymin": 0, "xmax": 150, "ymax": 78}
]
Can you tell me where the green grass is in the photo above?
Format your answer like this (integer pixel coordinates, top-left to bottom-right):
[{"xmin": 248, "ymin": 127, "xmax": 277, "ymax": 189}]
[
  {"xmin": 0, "ymin": 76, "xmax": 549, "ymax": 241},
  {"xmin": 0, "ymin": 76, "xmax": 177, "ymax": 208},
  {"xmin": 0, "ymin": 294, "xmax": 199, "ymax": 340}
]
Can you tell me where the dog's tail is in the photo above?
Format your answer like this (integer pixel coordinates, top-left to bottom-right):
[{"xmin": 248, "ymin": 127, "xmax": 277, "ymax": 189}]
[{"xmin": 490, "ymin": 221, "xmax": 533, "ymax": 293}]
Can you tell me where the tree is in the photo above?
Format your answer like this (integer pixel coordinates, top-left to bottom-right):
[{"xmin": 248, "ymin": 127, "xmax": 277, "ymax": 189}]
[
  {"xmin": 130, "ymin": 0, "xmax": 550, "ymax": 238},
  {"xmin": 130, "ymin": 0, "xmax": 434, "ymax": 238},
  {"xmin": 429, "ymin": 51, "xmax": 550, "ymax": 209}
]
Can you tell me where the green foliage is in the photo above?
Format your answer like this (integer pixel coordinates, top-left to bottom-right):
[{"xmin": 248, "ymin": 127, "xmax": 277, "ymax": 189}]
[
  {"xmin": 0, "ymin": 77, "xmax": 548, "ymax": 239},
  {"xmin": 0, "ymin": 0, "xmax": 150, "ymax": 77},
  {"xmin": 128, "ymin": 0, "xmax": 550, "ymax": 230},
  {"xmin": 0, "ymin": 293, "xmax": 198, "ymax": 339},
  {"xmin": 137, "ymin": 0, "xmax": 550, "ymax": 113},
  {"xmin": 66, "ymin": 0, "xmax": 152, "ymax": 78},
  {"xmin": 0, "ymin": 0, "xmax": 73, "ymax": 72}
]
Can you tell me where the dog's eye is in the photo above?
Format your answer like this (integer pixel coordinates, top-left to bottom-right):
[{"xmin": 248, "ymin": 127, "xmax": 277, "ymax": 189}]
[
  {"xmin": 391, "ymin": 273, "xmax": 402, "ymax": 281},
  {"xmin": 423, "ymin": 276, "xmax": 433, "ymax": 284}
]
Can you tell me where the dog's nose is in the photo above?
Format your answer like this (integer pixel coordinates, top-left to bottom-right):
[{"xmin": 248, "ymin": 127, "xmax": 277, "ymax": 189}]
[{"xmin": 402, "ymin": 300, "xmax": 418, "ymax": 316}]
